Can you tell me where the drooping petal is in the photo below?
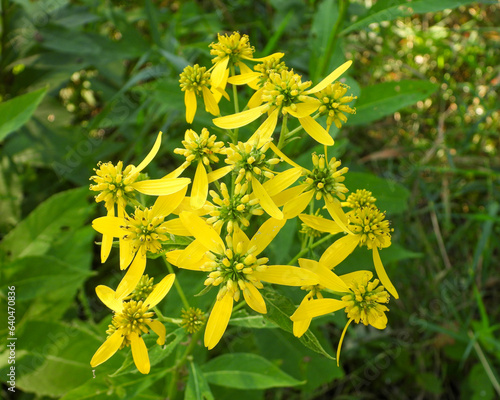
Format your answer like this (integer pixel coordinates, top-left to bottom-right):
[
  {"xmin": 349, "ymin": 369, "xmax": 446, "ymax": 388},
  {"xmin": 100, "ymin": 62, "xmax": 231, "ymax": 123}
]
[
  {"xmin": 202, "ymin": 86, "xmax": 220, "ymax": 116},
  {"xmin": 95, "ymin": 285, "xmax": 123, "ymax": 313},
  {"xmin": 146, "ymin": 319, "xmax": 167, "ymax": 345},
  {"xmin": 290, "ymin": 298, "xmax": 345, "ymax": 321},
  {"xmin": 255, "ymin": 265, "xmax": 319, "ymax": 286},
  {"xmin": 152, "ymin": 186, "xmax": 188, "ymax": 218},
  {"xmin": 243, "ymin": 282, "xmax": 267, "ymax": 314},
  {"xmin": 262, "ymin": 167, "xmax": 302, "ymax": 197},
  {"xmin": 90, "ymin": 330, "xmax": 124, "ymax": 368},
  {"xmin": 163, "ymin": 218, "xmax": 191, "ymax": 236},
  {"xmin": 283, "ymin": 100, "xmax": 321, "ymax": 118},
  {"xmin": 172, "ymin": 197, "xmax": 212, "ymax": 216},
  {"xmin": 227, "ymin": 72, "xmax": 260, "ymax": 85},
  {"xmin": 244, "ymin": 52, "xmax": 285, "ymax": 62},
  {"xmin": 232, "ymin": 226, "xmax": 250, "ymax": 253},
  {"xmin": 144, "ymin": 273, "xmax": 176, "ymax": 308},
  {"xmin": 298, "ymin": 213, "xmax": 343, "ymax": 234},
  {"xmin": 298, "ymin": 258, "xmax": 349, "ymax": 292},
  {"xmin": 249, "ymin": 107, "xmax": 280, "ymax": 146},
  {"xmin": 176, "ymin": 240, "xmax": 209, "ymax": 268},
  {"xmin": 130, "ymin": 332, "xmax": 150, "ymax": 374},
  {"xmin": 336, "ymin": 318, "xmax": 353, "ymax": 367},
  {"xmin": 370, "ymin": 312, "xmax": 388, "ymax": 330},
  {"xmin": 319, "ymin": 234, "xmax": 360, "ymax": 269},
  {"xmin": 179, "ymin": 212, "xmax": 225, "ymax": 253},
  {"xmin": 299, "ymin": 116, "xmax": 334, "ymax": 145},
  {"xmin": 185, "ymin": 90, "xmax": 197, "ymax": 124},
  {"xmin": 162, "ymin": 163, "xmax": 188, "ymax": 179},
  {"xmin": 252, "ymin": 176, "xmax": 283, "ymax": 220},
  {"xmin": 115, "ymin": 254, "xmax": 147, "ymax": 299},
  {"xmin": 204, "ymin": 291, "xmax": 233, "ymax": 350},
  {"xmin": 249, "ymin": 217, "xmax": 286, "ymax": 256},
  {"xmin": 101, "ymin": 207, "xmax": 115, "ymax": 263},
  {"xmin": 373, "ymin": 247, "xmax": 399, "ymax": 299},
  {"xmin": 293, "ymin": 296, "xmax": 313, "ymax": 338},
  {"xmin": 247, "ymin": 87, "xmax": 264, "ymax": 109},
  {"xmin": 339, "ymin": 270, "xmax": 373, "ymax": 289},
  {"xmin": 324, "ymin": 197, "xmax": 351, "ymax": 234},
  {"xmin": 211, "ymin": 56, "xmax": 230, "ymax": 89},
  {"xmin": 306, "ymin": 60, "xmax": 353, "ymax": 94},
  {"xmin": 269, "ymin": 142, "xmax": 304, "ymax": 170},
  {"xmin": 132, "ymin": 177, "xmax": 191, "ymax": 196},
  {"xmin": 283, "ymin": 189, "xmax": 315, "ymax": 219},
  {"xmin": 136, "ymin": 131, "xmax": 162, "ymax": 173},
  {"xmin": 92, "ymin": 216, "xmax": 125, "ymax": 238},
  {"xmin": 119, "ymin": 238, "xmax": 134, "ymax": 270},
  {"xmin": 213, "ymin": 104, "xmax": 268, "ymax": 129},
  {"xmin": 190, "ymin": 162, "xmax": 208, "ymax": 210},
  {"xmin": 272, "ymin": 185, "xmax": 307, "ymax": 207},
  {"xmin": 207, "ymin": 166, "xmax": 233, "ymax": 183}
]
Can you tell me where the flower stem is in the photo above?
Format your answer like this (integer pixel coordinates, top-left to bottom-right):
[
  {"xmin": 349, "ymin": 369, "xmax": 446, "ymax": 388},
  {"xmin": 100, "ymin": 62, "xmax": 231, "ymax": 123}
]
[
  {"xmin": 288, "ymin": 233, "xmax": 333, "ymax": 265},
  {"xmin": 162, "ymin": 255, "xmax": 191, "ymax": 310},
  {"xmin": 230, "ymin": 65, "xmax": 240, "ymax": 142},
  {"xmin": 277, "ymin": 114, "xmax": 288, "ymax": 150}
]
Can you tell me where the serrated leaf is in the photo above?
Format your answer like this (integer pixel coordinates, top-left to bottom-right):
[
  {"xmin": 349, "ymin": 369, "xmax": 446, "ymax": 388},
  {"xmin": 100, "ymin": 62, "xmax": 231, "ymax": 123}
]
[
  {"xmin": 201, "ymin": 353, "xmax": 304, "ymax": 389},
  {"xmin": 185, "ymin": 361, "xmax": 214, "ymax": 400},
  {"xmin": 0, "ymin": 87, "xmax": 47, "ymax": 141},
  {"xmin": 349, "ymin": 80, "xmax": 438, "ymax": 125},
  {"xmin": 261, "ymin": 289, "xmax": 335, "ymax": 360}
]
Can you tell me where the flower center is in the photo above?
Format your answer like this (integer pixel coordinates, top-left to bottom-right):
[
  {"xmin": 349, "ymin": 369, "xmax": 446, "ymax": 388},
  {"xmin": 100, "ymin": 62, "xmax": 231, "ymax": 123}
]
[
  {"xmin": 181, "ymin": 307, "xmax": 206, "ymax": 334},
  {"xmin": 121, "ymin": 207, "xmax": 170, "ymax": 254},
  {"xmin": 304, "ymin": 154, "xmax": 349, "ymax": 202},
  {"xmin": 342, "ymin": 278, "xmax": 389, "ymax": 326},
  {"xmin": 254, "ymin": 57, "xmax": 288, "ymax": 87},
  {"xmin": 343, "ymin": 189, "xmax": 377, "ymax": 210},
  {"xmin": 126, "ymin": 275, "xmax": 155, "ymax": 302},
  {"xmin": 348, "ymin": 207, "xmax": 393, "ymax": 249},
  {"xmin": 179, "ymin": 64, "xmax": 212, "ymax": 95},
  {"xmin": 261, "ymin": 70, "xmax": 311, "ymax": 109},
  {"xmin": 175, "ymin": 128, "xmax": 225, "ymax": 166},
  {"xmin": 316, "ymin": 82, "xmax": 356, "ymax": 129},
  {"xmin": 210, "ymin": 32, "xmax": 254, "ymax": 65}
]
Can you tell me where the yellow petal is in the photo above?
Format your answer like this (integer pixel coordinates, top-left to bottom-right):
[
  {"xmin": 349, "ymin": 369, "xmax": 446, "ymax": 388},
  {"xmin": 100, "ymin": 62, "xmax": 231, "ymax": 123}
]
[
  {"xmin": 336, "ymin": 318, "xmax": 353, "ymax": 367},
  {"xmin": 319, "ymin": 234, "xmax": 360, "ymax": 269},
  {"xmin": 283, "ymin": 189, "xmax": 314, "ymax": 219},
  {"xmin": 92, "ymin": 216, "xmax": 124, "ymax": 238},
  {"xmin": 249, "ymin": 217, "xmax": 286, "ymax": 256},
  {"xmin": 290, "ymin": 298, "xmax": 345, "ymax": 321},
  {"xmin": 284, "ymin": 100, "xmax": 320, "ymax": 118},
  {"xmin": 132, "ymin": 177, "xmax": 191, "ymax": 196},
  {"xmin": 211, "ymin": 56, "xmax": 229, "ymax": 89},
  {"xmin": 249, "ymin": 108, "xmax": 280, "ymax": 146},
  {"xmin": 227, "ymin": 72, "xmax": 260, "ymax": 85},
  {"xmin": 179, "ymin": 212, "xmax": 225, "ymax": 253},
  {"xmin": 306, "ymin": 60, "xmax": 353, "ymax": 94},
  {"xmin": 324, "ymin": 197, "xmax": 351, "ymax": 234},
  {"xmin": 136, "ymin": 131, "xmax": 162, "ymax": 172},
  {"xmin": 243, "ymin": 282, "xmax": 267, "ymax": 314},
  {"xmin": 95, "ymin": 285, "xmax": 123, "ymax": 313},
  {"xmin": 152, "ymin": 186, "xmax": 188, "ymax": 218},
  {"xmin": 373, "ymin": 247, "xmax": 399, "ymax": 299},
  {"xmin": 146, "ymin": 320, "xmax": 167, "ymax": 345},
  {"xmin": 172, "ymin": 196, "xmax": 212, "ymax": 216},
  {"xmin": 298, "ymin": 258, "xmax": 349, "ymax": 292},
  {"xmin": 262, "ymin": 167, "xmax": 302, "ymax": 198},
  {"xmin": 119, "ymin": 238, "xmax": 133, "ymax": 270},
  {"xmin": 255, "ymin": 265, "xmax": 319, "ymax": 286},
  {"xmin": 247, "ymin": 87, "xmax": 264, "ymax": 109},
  {"xmin": 213, "ymin": 104, "xmax": 268, "ymax": 129},
  {"xmin": 163, "ymin": 218, "xmax": 191, "ymax": 236},
  {"xmin": 298, "ymin": 214, "xmax": 343, "ymax": 234},
  {"xmin": 115, "ymin": 254, "xmax": 147, "ymax": 298},
  {"xmin": 339, "ymin": 270, "xmax": 373, "ymax": 289},
  {"xmin": 185, "ymin": 90, "xmax": 197, "ymax": 124},
  {"xmin": 252, "ymin": 176, "xmax": 283, "ymax": 220},
  {"xmin": 202, "ymin": 86, "xmax": 220, "ymax": 116},
  {"xmin": 191, "ymin": 162, "xmax": 208, "ymax": 210},
  {"xmin": 246, "ymin": 52, "xmax": 284, "ymax": 62},
  {"xmin": 292, "ymin": 296, "xmax": 313, "ymax": 337},
  {"xmin": 163, "ymin": 163, "xmax": 188, "ymax": 179},
  {"xmin": 207, "ymin": 165, "xmax": 233, "ymax": 183},
  {"xmin": 299, "ymin": 116, "xmax": 334, "ymax": 145},
  {"xmin": 176, "ymin": 240, "xmax": 209, "ymax": 267},
  {"xmin": 204, "ymin": 291, "xmax": 233, "ymax": 350},
  {"xmin": 144, "ymin": 273, "xmax": 175, "ymax": 308},
  {"xmin": 90, "ymin": 330, "xmax": 124, "ymax": 368},
  {"xmin": 233, "ymin": 226, "xmax": 250, "ymax": 253},
  {"xmin": 101, "ymin": 207, "xmax": 115, "ymax": 263},
  {"xmin": 165, "ymin": 249, "xmax": 182, "ymax": 265},
  {"xmin": 269, "ymin": 142, "xmax": 303, "ymax": 170},
  {"xmin": 370, "ymin": 312, "xmax": 388, "ymax": 330},
  {"xmin": 272, "ymin": 185, "xmax": 307, "ymax": 207},
  {"xmin": 130, "ymin": 332, "xmax": 150, "ymax": 374}
]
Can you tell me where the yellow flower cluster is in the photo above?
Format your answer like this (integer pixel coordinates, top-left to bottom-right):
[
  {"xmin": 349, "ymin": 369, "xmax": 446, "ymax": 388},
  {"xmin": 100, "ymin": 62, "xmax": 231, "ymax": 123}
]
[{"xmin": 88, "ymin": 32, "xmax": 398, "ymax": 374}]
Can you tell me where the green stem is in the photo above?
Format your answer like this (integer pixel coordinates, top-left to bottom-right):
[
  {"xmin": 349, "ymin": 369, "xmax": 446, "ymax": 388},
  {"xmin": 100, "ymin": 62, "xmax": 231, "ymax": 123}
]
[
  {"xmin": 288, "ymin": 234, "xmax": 333, "ymax": 265},
  {"xmin": 469, "ymin": 331, "xmax": 500, "ymax": 396},
  {"xmin": 230, "ymin": 65, "xmax": 240, "ymax": 142},
  {"xmin": 0, "ymin": 0, "xmax": 9, "ymax": 73},
  {"xmin": 162, "ymin": 255, "xmax": 191, "ymax": 310},
  {"xmin": 276, "ymin": 114, "xmax": 288, "ymax": 150}
]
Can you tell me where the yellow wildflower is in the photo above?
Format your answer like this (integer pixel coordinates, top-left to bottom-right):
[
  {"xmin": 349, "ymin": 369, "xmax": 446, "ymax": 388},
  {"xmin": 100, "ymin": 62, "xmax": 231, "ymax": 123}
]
[
  {"xmin": 170, "ymin": 212, "xmax": 319, "ymax": 349},
  {"xmin": 90, "ymin": 274, "xmax": 175, "ymax": 374},
  {"xmin": 316, "ymin": 81, "xmax": 357, "ymax": 131},
  {"xmin": 341, "ymin": 189, "xmax": 377, "ymax": 210}
]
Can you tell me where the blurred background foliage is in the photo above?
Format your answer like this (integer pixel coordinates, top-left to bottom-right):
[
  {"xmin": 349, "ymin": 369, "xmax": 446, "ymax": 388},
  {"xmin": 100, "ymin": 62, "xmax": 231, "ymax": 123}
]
[{"xmin": 0, "ymin": 0, "xmax": 499, "ymax": 399}]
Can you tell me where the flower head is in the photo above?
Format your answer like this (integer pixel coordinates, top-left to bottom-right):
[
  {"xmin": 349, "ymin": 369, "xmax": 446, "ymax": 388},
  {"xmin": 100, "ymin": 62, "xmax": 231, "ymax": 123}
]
[
  {"xmin": 316, "ymin": 81, "xmax": 356, "ymax": 131},
  {"xmin": 305, "ymin": 154, "xmax": 349, "ymax": 202},
  {"xmin": 125, "ymin": 274, "xmax": 155, "ymax": 302},
  {"xmin": 181, "ymin": 307, "xmax": 206, "ymax": 334},
  {"xmin": 342, "ymin": 189, "xmax": 377, "ymax": 210}
]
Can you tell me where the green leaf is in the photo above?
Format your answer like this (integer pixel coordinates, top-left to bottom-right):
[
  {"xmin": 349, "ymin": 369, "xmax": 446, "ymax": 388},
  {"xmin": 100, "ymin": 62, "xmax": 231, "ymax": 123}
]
[
  {"xmin": 416, "ymin": 372, "xmax": 443, "ymax": 395},
  {"xmin": 341, "ymin": 0, "xmax": 475, "ymax": 35},
  {"xmin": 344, "ymin": 171, "xmax": 410, "ymax": 214},
  {"xmin": 229, "ymin": 309, "xmax": 278, "ymax": 329},
  {"xmin": 349, "ymin": 80, "xmax": 438, "ymax": 125},
  {"xmin": 0, "ymin": 87, "xmax": 47, "ymax": 142},
  {"xmin": 262, "ymin": 289, "xmax": 335, "ymax": 360},
  {"xmin": 185, "ymin": 361, "xmax": 214, "ymax": 400},
  {"xmin": 201, "ymin": 353, "xmax": 304, "ymax": 389},
  {"xmin": 0, "ymin": 187, "xmax": 93, "ymax": 263}
]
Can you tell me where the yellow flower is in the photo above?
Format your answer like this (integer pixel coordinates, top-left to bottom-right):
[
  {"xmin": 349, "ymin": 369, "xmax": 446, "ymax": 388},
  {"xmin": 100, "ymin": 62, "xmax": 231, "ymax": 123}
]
[
  {"xmin": 341, "ymin": 189, "xmax": 377, "ymax": 210},
  {"xmin": 179, "ymin": 64, "xmax": 220, "ymax": 123},
  {"xmin": 170, "ymin": 212, "xmax": 319, "ymax": 349},
  {"xmin": 303, "ymin": 206, "xmax": 398, "ymax": 299},
  {"xmin": 213, "ymin": 61, "xmax": 352, "ymax": 147},
  {"xmin": 209, "ymin": 31, "xmax": 283, "ymax": 94},
  {"xmin": 92, "ymin": 189, "xmax": 188, "ymax": 298},
  {"xmin": 290, "ymin": 273, "xmax": 389, "ymax": 366},
  {"xmin": 90, "ymin": 132, "xmax": 190, "ymax": 263},
  {"xmin": 90, "ymin": 274, "xmax": 175, "ymax": 374},
  {"xmin": 315, "ymin": 81, "xmax": 357, "ymax": 131},
  {"xmin": 174, "ymin": 128, "xmax": 226, "ymax": 209}
]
